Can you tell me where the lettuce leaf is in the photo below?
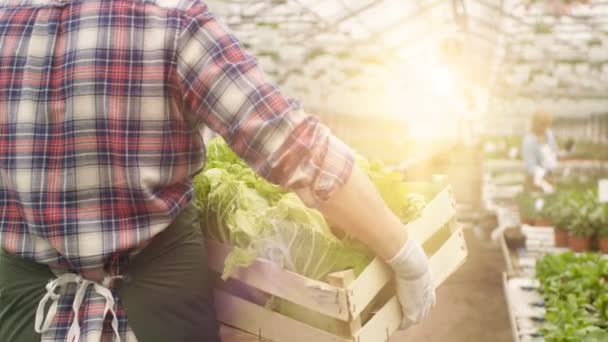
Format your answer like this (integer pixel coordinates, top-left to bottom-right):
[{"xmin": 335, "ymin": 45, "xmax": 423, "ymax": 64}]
[{"xmin": 194, "ymin": 138, "xmax": 425, "ymax": 282}]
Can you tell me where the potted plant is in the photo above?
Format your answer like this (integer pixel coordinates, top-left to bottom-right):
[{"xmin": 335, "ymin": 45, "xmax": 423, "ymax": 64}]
[
  {"xmin": 517, "ymin": 192, "xmax": 538, "ymax": 226},
  {"xmin": 536, "ymin": 193, "xmax": 556, "ymax": 227},
  {"xmin": 567, "ymin": 192, "xmax": 595, "ymax": 252},
  {"xmin": 590, "ymin": 203, "xmax": 608, "ymax": 254},
  {"xmin": 598, "ymin": 225, "xmax": 608, "ymax": 254},
  {"xmin": 551, "ymin": 192, "xmax": 572, "ymax": 247}
]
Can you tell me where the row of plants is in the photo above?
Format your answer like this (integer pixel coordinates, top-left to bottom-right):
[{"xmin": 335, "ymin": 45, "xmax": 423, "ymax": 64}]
[
  {"xmin": 562, "ymin": 141, "xmax": 608, "ymax": 161},
  {"xmin": 518, "ymin": 188, "xmax": 608, "ymax": 253},
  {"xmin": 482, "ymin": 135, "xmax": 608, "ymax": 161},
  {"xmin": 535, "ymin": 252, "xmax": 608, "ymax": 341},
  {"xmin": 482, "ymin": 135, "xmax": 521, "ymax": 160}
]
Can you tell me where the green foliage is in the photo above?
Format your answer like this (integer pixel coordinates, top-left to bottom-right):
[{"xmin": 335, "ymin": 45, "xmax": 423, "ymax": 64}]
[
  {"xmin": 590, "ymin": 203, "xmax": 608, "ymax": 238},
  {"xmin": 536, "ymin": 253, "xmax": 608, "ymax": 341},
  {"xmin": 194, "ymin": 138, "xmax": 429, "ymax": 282},
  {"xmin": 255, "ymin": 21, "xmax": 279, "ymax": 29},
  {"xmin": 355, "ymin": 155, "xmax": 427, "ymax": 222},
  {"xmin": 549, "ymin": 191, "xmax": 576, "ymax": 230},
  {"xmin": 541, "ymin": 189, "xmax": 601, "ymax": 237},
  {"xmin": 195, "ymin": 138, "xmax": 371, "ymax": 281},
  {"xmin": 517, "ymin": 192, "xmax": 541, "ymax": 222},
  {"xmin": 539, "ymin": 192, "xmax": 558, "ymax": 221},
  {"xmin": 568, "ymin": 190, "xmax": 598, "ymax": 237},
  {"xmin": 565, "ymin": 141, "xmax": 608, "ymax": 161}
]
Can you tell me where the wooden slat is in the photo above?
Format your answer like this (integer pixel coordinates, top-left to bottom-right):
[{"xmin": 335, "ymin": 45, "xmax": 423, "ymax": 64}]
[
  {"xmin": 429, "ymin": 227, "xmax": 468, "ymax": 286},
  {"xmin": 209, "ymin": 186, "xmax": 466, "ymax": 342},
  {"xmin": 407, "ymin": 186, "xmax": 457, "ymax": 246},
  {"xmin": 220, "ymin": 325, "xmax": 271, "ymax": 342},
  {"xmin": 327, "ymin": 270, "xmax": 362, "ymax": 338},
  {"xmin": 346, "ymin": 258, "xmax": 392, "ymax": 319},
  {"xmin": 354, "ymin": 297, "xmax": 402, "ymax": 342},
  {"xmin": 346, "ymin": 187, "xmax": 457, "ymax": 319},
  {"xmin": 347, "ymin": 227, "xmax": 467, "ymax": 319},
  {"xmin": 347, "ymin": 227, "xmax": 466, "ymax": 320},
  {"xmin": 213, "ymin": 233, "xmax": 467, "ymax": 342},
  {"xmin": 214, "ymin": 289, "xmax": 351, "ymax": 342},
  {"xmin": 354, "ymin": 228, "xmax": 467, "ymax": 342},
  {"xmin": 207, "ymin": 239, "xmax": 349, "ymax": 321}
]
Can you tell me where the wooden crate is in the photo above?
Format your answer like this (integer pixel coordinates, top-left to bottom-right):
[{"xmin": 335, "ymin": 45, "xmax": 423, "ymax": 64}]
[{"xmin": 207, "ymin": 186, "xmax": 468, "ymax": 342}]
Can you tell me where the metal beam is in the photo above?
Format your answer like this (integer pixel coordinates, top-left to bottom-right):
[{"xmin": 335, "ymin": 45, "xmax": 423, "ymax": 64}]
[
  {"xmin": 356, "ymin": 0, "xmax": 447, "ymax": 46},
  {"xmin": 295, "ymin": 0, "xmax": 389, "ymax": 43}
]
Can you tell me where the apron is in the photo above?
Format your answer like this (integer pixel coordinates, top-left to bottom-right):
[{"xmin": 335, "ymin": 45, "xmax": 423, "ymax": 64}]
[{"xmin": 0, "ymin": 204, "xmax": 219, "ymax": 342}]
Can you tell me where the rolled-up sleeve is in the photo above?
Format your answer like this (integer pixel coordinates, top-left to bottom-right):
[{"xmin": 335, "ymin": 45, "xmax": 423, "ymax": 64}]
[{"xmin": 173, "ymin": 1, "xmax": 353, "ymax": 206}]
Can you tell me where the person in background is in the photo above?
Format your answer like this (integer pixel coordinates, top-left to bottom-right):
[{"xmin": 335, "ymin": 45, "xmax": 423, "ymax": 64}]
[
  {"xmin": 522, "ymin": 111, "xmax": 559, "ymax": 193},
  {"xmin": 0, "ymin": 0, "xmax": 434, "ymax": 341}
]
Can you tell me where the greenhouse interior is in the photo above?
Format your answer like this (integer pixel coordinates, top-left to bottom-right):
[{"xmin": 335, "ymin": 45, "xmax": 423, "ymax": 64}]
[{"xmin": 0, "ymin": 0, "xmax": 608, "ymax": 341}]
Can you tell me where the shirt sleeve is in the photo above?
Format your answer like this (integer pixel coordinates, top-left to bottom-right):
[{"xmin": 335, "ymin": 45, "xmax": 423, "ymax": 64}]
[
  {"xmin": 173, "ymin": 1, "xmax": 353, "ymax": 206},
  {"xmin": 522, "ymin": 134, "xmax": 539, "ymax": 175}
]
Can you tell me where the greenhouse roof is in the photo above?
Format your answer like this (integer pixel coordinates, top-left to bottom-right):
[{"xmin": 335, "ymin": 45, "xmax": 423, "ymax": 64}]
[{"xmin": 205, "ymin": 0, "xmax": 608, "ymax": 99}]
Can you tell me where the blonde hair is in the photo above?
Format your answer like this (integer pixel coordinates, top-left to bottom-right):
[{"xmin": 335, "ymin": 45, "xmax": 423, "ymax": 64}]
[{"xmin": 531, "ymin": 111, "xmax": 553, "ymax": 136}]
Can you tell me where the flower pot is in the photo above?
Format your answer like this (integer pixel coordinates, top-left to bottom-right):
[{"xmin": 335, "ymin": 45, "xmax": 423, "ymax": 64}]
[
  {"xmin": 554, "ymin": 228, "xmax": 569, "ymax": 247},
  {"xmin": 599, "ymin": 237, "xmax": 608, "ymax": 254},
  {"xmin": 568, "ymin": 234, "xmax": 592, "ymax": 252},
  {"xmin": 534, "ymin": 218, "xmax": 552, "ymax": 227},
  {"xmin": 521, "ymin": 218, "xmax": 534, "ymax": 226}
]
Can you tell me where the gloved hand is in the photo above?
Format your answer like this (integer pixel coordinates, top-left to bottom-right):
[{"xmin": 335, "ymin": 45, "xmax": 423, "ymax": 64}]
[
  {"xmin": 386, "ymin": 237, "xmax": 436, "ymax": 330},
  {"xmin": 533, "ymin": 167, "xmax": 554, "ymax": 194},
  {"xmin": 533, "ymin": 166, "xmax": 546, "ymax": 187}
]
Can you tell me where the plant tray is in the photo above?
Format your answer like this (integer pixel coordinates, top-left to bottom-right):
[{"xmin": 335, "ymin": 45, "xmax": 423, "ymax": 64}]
[{"xmin": 207, "ymin": 186, "xmax": 468, "ymax": 342}]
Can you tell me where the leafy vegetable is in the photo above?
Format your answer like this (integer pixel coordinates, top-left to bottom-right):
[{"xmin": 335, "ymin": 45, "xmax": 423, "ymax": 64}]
[
  {"xmin": 355, "ymin": 155, "xmax": 427, "ymax": 222},
  {"xmin": 550, "ymin": 191, "xmax": 578, "ymax": 230},
  {"xmin": 567, "ymin": 190, "xmax": 597, "ymax": 238},
  {"xmin": 590, "ymin": 202, "xmax": 608, "ymax": 238},
  {"xmin": 517, "ymin": 192, "xmax": 541, "ymax": 223},
  {"xmin": 194, "ymin": 138, "xmax": 428, "ymax": 281},
  {"xmin": 539, "ymin": 193, "xmax": 558, "ymax": 222},
  {"xmin": 536, "ymin": 253, "xmax": 608, "ymax": 341},
  {"xmin": 538, "ymin": 188, "xmax": 602, "ymax": 238}
]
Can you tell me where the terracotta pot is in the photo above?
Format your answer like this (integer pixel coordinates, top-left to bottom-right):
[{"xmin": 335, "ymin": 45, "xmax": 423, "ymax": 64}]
[
  {"xmin": 504, "ymin": 227, "xmax": 526, "ymax": 250},
  {"xmin": 568, "ymin": 234, "xmax": 592, "ymax": 252},
  {"xmin": 535, "ymin": 218, "xmax": 552, "ymax": 227},
  {"xmin": 599, "ymin": 237, "xmax": 608, "ymax": 254},
  {"xmin": 521, "ymin": 218, "xmax": 534, "ymax": 226},
  {"xmin": 554, "ymin": 228, "xmax": 569, "ymax": 247}
]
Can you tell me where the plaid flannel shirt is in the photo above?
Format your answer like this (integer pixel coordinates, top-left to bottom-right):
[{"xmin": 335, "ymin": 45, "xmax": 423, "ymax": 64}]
[{"xmin": 0, "ymin": 0, "xmax": 354, "ymax": 340}]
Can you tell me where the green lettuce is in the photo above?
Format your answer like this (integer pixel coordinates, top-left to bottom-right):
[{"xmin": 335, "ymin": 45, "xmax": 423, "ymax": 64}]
[
  {"xmin": 194, "ymin": 138, "xmax": 427, "ymax": 281},
  {"xmin": 536, "ymin": 253, "xmax": 608, "ymax": 341}
]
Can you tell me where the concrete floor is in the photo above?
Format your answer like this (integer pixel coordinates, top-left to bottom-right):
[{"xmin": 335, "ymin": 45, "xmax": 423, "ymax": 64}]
[{"xmin": 390, "ymin": 228, "xmax": 513, "ymax": 342}]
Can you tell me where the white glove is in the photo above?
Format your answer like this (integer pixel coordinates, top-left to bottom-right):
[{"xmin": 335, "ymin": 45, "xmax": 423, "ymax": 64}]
[
  {"xmin": 533, "ymin": 167, "xmax": 546, "ymax": 187},
  {"xmin": 386, "ymin": 238, "xmax": 436, "ymax": 330},
  {"xmin": 533, "ymin": 167, "xmax": 554, "ymax": 194}
]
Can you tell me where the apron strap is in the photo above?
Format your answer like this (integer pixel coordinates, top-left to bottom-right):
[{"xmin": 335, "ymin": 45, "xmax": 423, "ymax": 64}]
[{"xmin": 35, "ymin": 273, "xmax": 123, "ymax": 342}]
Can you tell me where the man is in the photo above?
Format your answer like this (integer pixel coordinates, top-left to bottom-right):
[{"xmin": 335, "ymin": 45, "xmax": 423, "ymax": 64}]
[
  {"xmin": 0, "ymin": 0, "xmax": 435, "ymax": 340},
  {"xmin": 522, "ymin": 111, "xmax": 559, "ymax": 194}
]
